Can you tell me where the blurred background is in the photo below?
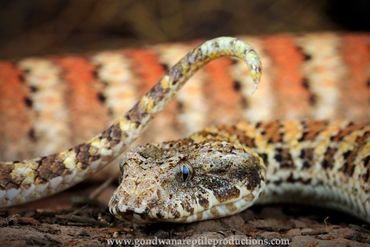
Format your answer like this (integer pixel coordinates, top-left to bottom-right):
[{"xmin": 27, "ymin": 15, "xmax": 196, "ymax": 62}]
[{"xmin": 0, "ymin": 0, "xmax": 369, "ymax": 59}]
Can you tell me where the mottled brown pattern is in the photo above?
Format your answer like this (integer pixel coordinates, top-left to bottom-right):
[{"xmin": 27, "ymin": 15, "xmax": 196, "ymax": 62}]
[
  {"xmin": 111, "ymin": 119, "xmax": 370, "ymax": 223},
  {"xmin": 363, "ymin": 156, "xmax": 370, "ymax": 183},
  {"xmin": 1, "ymin": 36, "xmax": 369, "ymax": 224},
  {"xmin": 245, "ymin": 163, "xmax": 263, "ymax": 190},
  {"xmin": 299, "ymin": 148, "xmax": 314, "ymax": 169},
  {"xmin": 197, "ymin": 195, "xmax": 209, "ymax": 209},
  {"xmin": 210, "ymin": 207, "xmax": 220, "ymax": 217},
  {"xmin": 35, "ymin": 155, "xmax": 67, "ymax": 183},
  {"xmin": 0, "ymin": 164, "xmax": 18, "ymax": 190},
  {"xmin": 180, "ymin": 199, "xmax": 194, "ymax": 214},
  {"xmin": 321, "ymin": 147, "xmax": 337, "ymax": 170},
  {"xmin": 286, "ymin": 173, "xmax": 312, "ymax": 185},
  {"xmin": 202, "ymin": 178, "xmax": 240, "ymax": 203},
  {"xmin": 101, "ymin": 123, "xmax": 122, "ymax": 146},
  {"xmin": 74, "ymin": 144, "xmax": 99, "ymax": 170},
  {"xmin": 126, "ymin": 103, "xmax": 147, "ymax": 124},
  {"xmin": 168, "ymin": 205, "xmax": 181, "ymax": 218},
  {"xmin": 169, "ymin": 63, "xmax": 184, "ymax": 85},
  {"xmin": 230, "ymin": 161, "xmax": 262, "ymax": 190},
  {"xmin": 259, "ymin": 121, "xmax": 283, "ymax": 144},
  {"xmin": 274, "ymin": 148, "xmax": 295, "ymax": 169},
  {"xmin": 299, "ymin": 120, "xmax": 328, "ymax": 142},
  {"xmin": 340, "ymin": 131, "xmax": 369, "ymax": 177},
  {"xmin": 223, "ymin": 125, "xmax": 256, "ymax": 148},
  {"xmin": 332, "ymin": 122, "xmax": 364, "ymax": 142},
  {"xmin": 147, "ymin": 83, "xmax": 169, "ymax": 103}
]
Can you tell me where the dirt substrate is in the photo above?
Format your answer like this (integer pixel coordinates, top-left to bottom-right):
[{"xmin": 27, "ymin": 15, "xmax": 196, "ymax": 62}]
[{"xmin": 0, "ymin": 182, "xmax": 369, "ymax": 247}]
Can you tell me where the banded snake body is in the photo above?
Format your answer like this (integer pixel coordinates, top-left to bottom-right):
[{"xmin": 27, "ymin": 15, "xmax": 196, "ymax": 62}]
[{"xmin": 0, "ymin": 37, "xmax": 369, "ymax": 223}]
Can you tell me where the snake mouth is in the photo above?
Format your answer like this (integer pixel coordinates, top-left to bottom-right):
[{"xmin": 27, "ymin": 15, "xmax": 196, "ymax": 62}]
[
  {"xmin": 172, "ymin": 184, "xmax": 264, "ymax": 223},
  {"xmin": 109, "ymin": 199, "xmax": 153, "ymax": 223},
  {"xmin": 109, "ymin": 183, "xmax": 264, "ymax": 224}
]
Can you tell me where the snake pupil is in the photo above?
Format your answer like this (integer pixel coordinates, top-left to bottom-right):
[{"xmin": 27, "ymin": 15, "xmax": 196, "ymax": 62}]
[{"xmin": 180, "ymin": 164, "xmax": 192, "ymax": 182}]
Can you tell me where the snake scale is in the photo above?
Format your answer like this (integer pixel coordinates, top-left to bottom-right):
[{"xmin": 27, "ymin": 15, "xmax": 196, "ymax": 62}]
[
  {"xmin": 0, "ymin": 36, "xmax": 369, "ymax": 223},
  {"xmin": 1, "ymin": 33, "xmax": 369, "ymax": 164}
]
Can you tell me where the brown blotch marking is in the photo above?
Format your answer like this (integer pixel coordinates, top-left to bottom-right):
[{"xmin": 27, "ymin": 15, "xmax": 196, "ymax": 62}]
[
  {"xmin": 177, "ymin": 101, "xmax": 184, "ymax": 112},
  {"xmin": 299, "ymin": 120, "xmax": 328, "ymax": 142},
  {"xmin": 202, "ymin": 178, "xmax": 240, "ymax": 203},
  {"xmin": 91, "ymin": 65, "xmax": 101, "ymax": 80},
  {"xmin": 286, "ymin": 173, "xmax": 295, "ymax": 183},
  {"xmin": 274, "ymin": 148, "xmax": 295, "ymax": 169},
  {"xmin": 168, "ymin": 205, "xmax": 181, "ymax": 218},
  {"xmin": 193, "ymin": 129, "xmax": 221, "ymax": 142},
  {"xmin": 23, "ymin": 97, "xmax": 33, "ymax": 108},
  {"xmin": 101, "ymin": 123, "xmax": 122, "ymax": 145},
  {"xmin": 302, "ymin": 52, "xmax": 312, "ymax": 61},
  {"xmin": 340, "ymin": 131, "xmax": 369, "ymax": 177},
  {"xmin": 213, "ymin": 41, "xmax": 220, "ymax": 48},
  {"xmin": 186, "ymin": 51, "xmax": 198, "ymax": 65},
  {"xmin": 226, "ymin": 203, "xmax": 238, "ymax": 213},
  {"xmin": 181, "ymin": 199, "xmax": 194, "ymax": 214},
  {"xmin": 148, "ymin": 83, "xmax": 168, "ymax": 103},
  {"xmin": 299, "ymin": 148, "xmax": 314, "ymax": 169},
  {"xmin": 197, "ymin": 195, "xmax": 209, "ymax": 209},
  {"xmin": 220, "ymin": 125, "xmax": 256, "ymax": 148},
  {"xmin": 156, "ymin": 190, "xmax": 162, "ymax": 201},
  {"xmin": 258, "ymin": 153, "xmax": 269, "ymax": 166},
  {"xmin": 322, "ymin": 147, "xmax": 337, "ymax": 169},
  {"xmin": 273, "ymin": 180, "xmax": 282, "ymax": 186},
  {"xmin": 0, "ymin": 164, "xmax": 19, "ymax": 190},
  {"xmin": 259, "ymin": 121, "xmax": 283, "ymax": 144},
  {"xmin": 210, "ymin": 207, "xmax": 220, "ymax": 217},
  {"xmin": 160, "ymin": 63, "xmax": 169, "ymax": 71},
  {"xmin": 28, "ymin": 128, "xmax": 37, "ymax": 141},
  {"xmin": 308, "ymin": 94, "xmax": 317, "ymax": 105},
  {"xmin": 240, "ymin": 97, "xmax": 249, "ymax": 108},
  {"xmin": 233, "ymin": 80, "xmax": 241, "ymax": 91},
  {"xmin": 35, "ymin": 155, "xmax": 67, "ymax": 183},
  {"xmin": 29, "ymin": 85, "xmax": 38, "ymax": 93},
  {"xmin": 126, "ymin": 103, "xmax": 147, "ymax": 125},
  {"xmin": 196, "ymin": 212, "xmax": 203, "ymax": 221},
  {"xmin": 96, "ymin": 92, "xmax": 106, "ymax": 103},
  {"xmin": 302, "ymin": 78, "xmax": 310, "ymax": 89},
  {"xmin": 332, "ymin": 122, "xmax": 365, "ymax": 142},
  {"xmin": 169, "ymin": 63, "xmax": 183, "ymax": 85},
  {"xmin": 231, "ymin": 161, "xmax": 262, "ymax": 190},
  {"xmin": 244, "ymin": 193, "xmax": 255, "ymax": 203},
  {"xmin": 363, "ymin": 156, "xmax": 369, "ymax": 183},
  {"xmin": 285, "ymin": 173, "xmax": 312, "ymax": 185},
  {"xmin": 75, "ymin": 143, "xmax": 99, "ymax": 170},
  {"xmin": 18, "ymin": 72, "xmax": 26, "ymax": 82}
]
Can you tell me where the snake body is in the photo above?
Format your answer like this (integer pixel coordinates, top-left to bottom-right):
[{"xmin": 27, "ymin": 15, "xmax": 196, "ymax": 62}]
[
  {"xmin": 0, "ymin": 37, "xmax": 260, "ymax": 207},
  {"xmin": 0, "ymin": 37, "xmax": 369, "ymax": 224},
  {"xmin": 1, "ymin": 34, "xmax": 369, "ymax": 164},
  {"xmin": 113, "ymin": 120, "xmax": 369, "ymax": 223}
]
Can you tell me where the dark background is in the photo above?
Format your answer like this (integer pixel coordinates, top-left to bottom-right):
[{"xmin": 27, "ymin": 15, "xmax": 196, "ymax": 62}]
[{"xmin": 0, "ymin": 0, "xmax": 369, "ymax": 59}]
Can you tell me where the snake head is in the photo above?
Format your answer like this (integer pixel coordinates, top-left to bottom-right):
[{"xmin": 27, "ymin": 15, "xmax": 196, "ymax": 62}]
[{"xmin": 109, "ymin": 136, "xmax": 266, "ymax": 223}]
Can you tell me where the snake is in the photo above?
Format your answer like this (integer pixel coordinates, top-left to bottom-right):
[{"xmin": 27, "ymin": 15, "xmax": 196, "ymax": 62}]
[
  {"xmin": 0, "ymin": 37, "xmax": 369, "ymax": 224},
  {"xmin": 113, "ymin": 120, "xmax": 369, "ymax": 223}
]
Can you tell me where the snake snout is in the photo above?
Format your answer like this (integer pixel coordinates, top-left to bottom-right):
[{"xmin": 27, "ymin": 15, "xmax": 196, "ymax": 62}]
[{"xmin": 109, "ymin": 193, "xmax": 155, "ymax": 223}]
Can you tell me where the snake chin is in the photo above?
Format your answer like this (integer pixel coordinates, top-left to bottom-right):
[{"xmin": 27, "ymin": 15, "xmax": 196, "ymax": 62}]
[{"xmin": 109, "ymin": 138, "xmax": 266, "ymax": 223}]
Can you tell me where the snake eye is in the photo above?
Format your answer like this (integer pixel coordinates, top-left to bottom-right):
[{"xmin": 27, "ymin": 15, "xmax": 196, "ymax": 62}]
[{"xmin": 180, "ymin": 163, "xmax": 193, "ymax": 182}]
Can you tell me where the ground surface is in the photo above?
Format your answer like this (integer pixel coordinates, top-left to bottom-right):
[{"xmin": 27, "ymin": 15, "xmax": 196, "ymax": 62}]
[{"xmin": 1, "ymin": 182, "xmax": 369, "ymax": 247}]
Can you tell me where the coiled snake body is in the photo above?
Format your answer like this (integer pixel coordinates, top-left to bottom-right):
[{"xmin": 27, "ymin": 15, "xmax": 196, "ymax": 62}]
[{"xmin": 0, "ymin": 37, "xmax": 369, "ymax": 223}]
